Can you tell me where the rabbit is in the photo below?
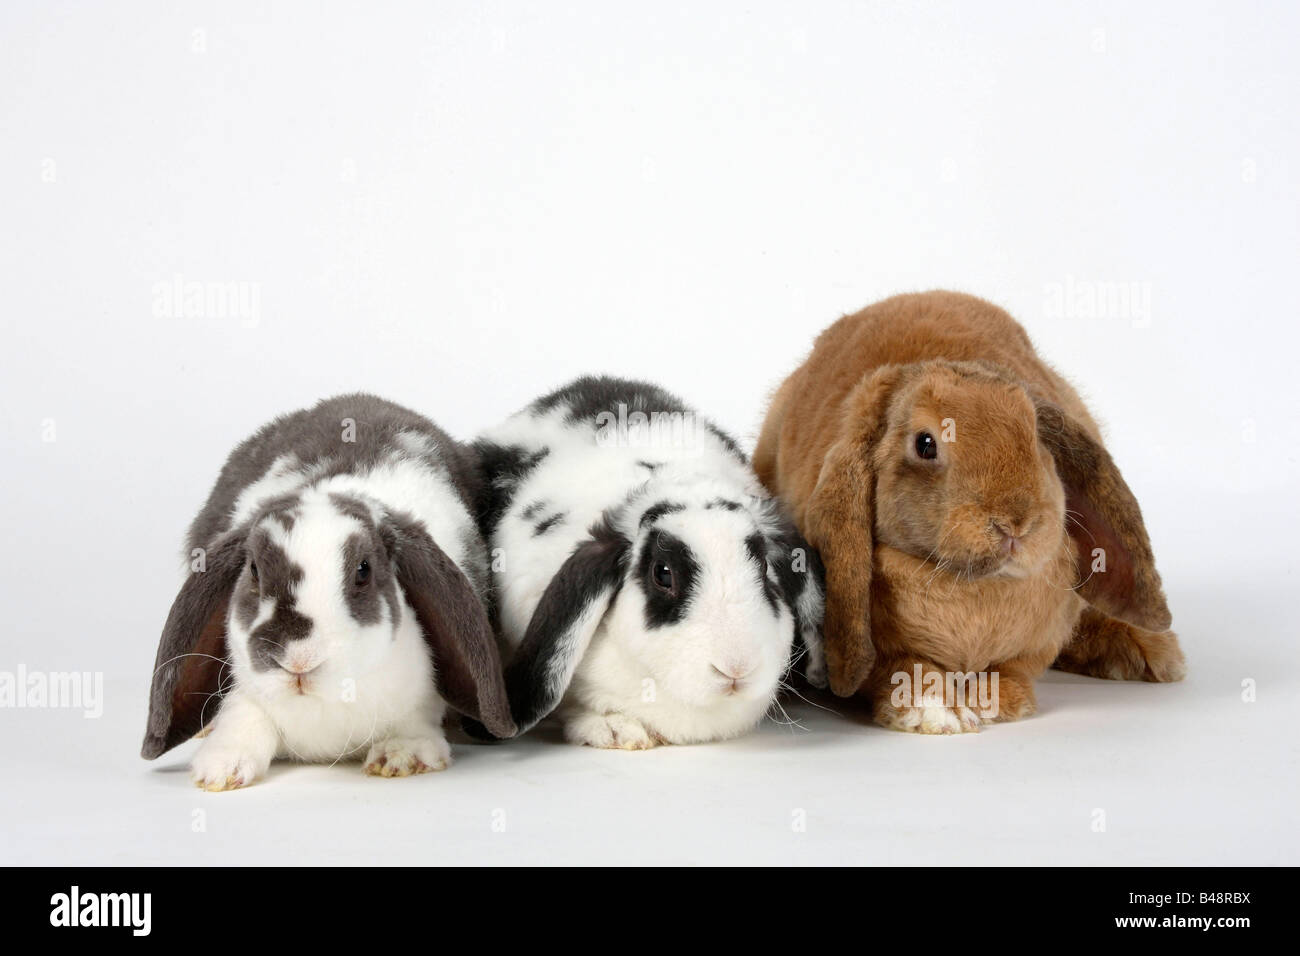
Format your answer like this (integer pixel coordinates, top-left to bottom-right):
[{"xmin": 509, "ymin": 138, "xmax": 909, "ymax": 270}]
[
  {"xmin": 754, "ymin": 291, "xmax": 1185, "ymax": 734},
  {"xmin": 469, "ymin": 376, "xmax": 825, "ymax": 749},
  {"xmin": 141, "ymin": 393, "xmax": 515, "ymax": 790}
]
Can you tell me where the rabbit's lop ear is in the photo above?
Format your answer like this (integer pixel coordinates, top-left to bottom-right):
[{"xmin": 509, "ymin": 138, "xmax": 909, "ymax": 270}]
[
  {"xmin": 142, "ymin": 532, "xmax": 245, "ymax": 759},
  {"xmin": 385, "ymin": 514, "xmax": 517, "ymax": 739},
  {"xmin": 761, "ymin": 512, "xmax": 828, "ymax": 688},
  {"xmin": 501, "ymin": 515, "xmax": 631, "ymax": 735},
  {"xmin": 803, "ymin": 365, "xmax": 906, "ymax": 697},
  {"xmin": 1036, "ymin": 403, "xmax": 1172, "ymax": 632}
]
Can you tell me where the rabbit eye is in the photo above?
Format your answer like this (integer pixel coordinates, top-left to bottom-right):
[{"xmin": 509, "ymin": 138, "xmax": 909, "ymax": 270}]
[
  {"xmin": 914, "ymin": 431, "xmax": 938, "ymax": 460},
  {"xmin": 354, "ymin": 559, "xmax": 371, "ymax": 587},
  {"xmin": 652, "ymin": 561, "xmax": 675, "ymax": 593}
]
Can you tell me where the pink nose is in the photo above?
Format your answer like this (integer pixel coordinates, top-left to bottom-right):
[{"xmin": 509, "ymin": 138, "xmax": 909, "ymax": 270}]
[
  {"xmin": 992, "ymin": 519, "xmax": 1027, "ymax": 555},
  {"xmin": 279, "ymin": 660, "xmax": 320, "ymax": 676},
  {"xmin": 712, "ymin": 662, "xmax": 756, "ymax": 690}
]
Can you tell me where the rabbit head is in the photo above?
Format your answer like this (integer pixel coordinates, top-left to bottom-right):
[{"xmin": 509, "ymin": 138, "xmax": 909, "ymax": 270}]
[
  {"xmin": 803, "ymin": 359, "xmax": 1171, "ymax": 695},
  {"xmin": 142, "ymin": 486, "xmax": 515, "ymax": 759},
  {"xmin": 497, "ymin": 473, "xmax": 822, "ymax": 738}
]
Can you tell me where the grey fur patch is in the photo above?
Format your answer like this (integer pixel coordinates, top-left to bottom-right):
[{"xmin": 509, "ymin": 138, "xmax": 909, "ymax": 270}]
[
  {"xmin": 236, "ymin": 528, "xmax": 310, "ymax": 671},
  {"xmin": 248, "ymin": 605, "xmax": 312, "ymax": 670},
  {"xmin": 640, "ymin": 500, "xmax": 685, "ymax": 527},
  {"xmin": 705, "ymin": 498, "xmax": 743, "ymax": 512},
  {"xmin": 330, "ymin": 493, "xmax": 401, "ymax": 628},
  {"xmin": 233, "ymin": 531, "xmax": 303, "ymax": 632},
  {"xmin": 457, "ymin": 524, "xmax": 491, "ymax": 600},
  {"xmin": 341, "ymin": 532, "xmax": 393, "ymax": 628},
  {"xmin": 524, "ymin": 375, "xmax": 748, "ymax": 463},
  {"xmin": 534, "ymin": 512, "xmax": 565, "ymax": 536},
  {"xmin": 186, "ymin": 393, "xmax": 484, "ymax": 555},
  {"xmin": 328, "ymin": 491, "xmax": 374, "ymax": 527},
  {"xmin": 472, "ymin": 443, "xmax": 550, "ymax": 537}
]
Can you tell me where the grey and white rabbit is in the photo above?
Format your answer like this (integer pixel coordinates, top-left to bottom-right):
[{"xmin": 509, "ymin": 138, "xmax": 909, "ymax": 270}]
[{"xmin": 142, "ymin": 393, "xmax": 515, "ymax": 790}]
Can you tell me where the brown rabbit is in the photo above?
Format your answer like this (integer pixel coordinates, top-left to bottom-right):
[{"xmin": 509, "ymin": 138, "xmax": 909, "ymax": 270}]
[{"xmin": 754, "ymin": 291, "xmax": 1184, "ymax": 733}]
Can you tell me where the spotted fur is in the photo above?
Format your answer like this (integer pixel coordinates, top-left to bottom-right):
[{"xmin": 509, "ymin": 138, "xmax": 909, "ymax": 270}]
[{"xmin": 473, "ymin": 376, "xmax": 825, "ymax": 749}]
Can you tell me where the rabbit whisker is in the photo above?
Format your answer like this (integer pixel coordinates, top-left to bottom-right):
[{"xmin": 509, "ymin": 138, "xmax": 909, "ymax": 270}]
[{"xmin": 778, "ymin": 680, "xmax": 839, "ymax": 716}]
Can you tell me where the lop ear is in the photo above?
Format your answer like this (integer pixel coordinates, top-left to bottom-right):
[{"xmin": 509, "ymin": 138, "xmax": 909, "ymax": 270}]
[
  {"xmin": 760, "ymin": 508, "xmax": 828, "ymax": 688},
  {"xmin": 385, "ymin": 514, "xmax": 517, "ymax": 739},
  {"xmin": 802, "ymin": 365, "xmax": 907, "ymax": 697},
  {"xmin": 496, "ymin": 514, "xmax": 631, "ymax": 736},
  {"xmin": 1035, "ymin": 403, "xmax": 1172, "ymax": 632},
  {"xmin": 141, "ymin": 532, "xmax": 245, "ymax": 759}
]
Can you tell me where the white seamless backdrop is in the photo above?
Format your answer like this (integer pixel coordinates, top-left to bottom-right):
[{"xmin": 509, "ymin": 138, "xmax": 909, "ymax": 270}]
[{"xmin": 1, "ymin": 1, "xmax": 1297, "ymax": 865}]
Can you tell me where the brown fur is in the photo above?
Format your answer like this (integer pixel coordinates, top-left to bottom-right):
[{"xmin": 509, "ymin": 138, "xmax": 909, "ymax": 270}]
[{"xmin": 755, "ymin": 291, "xmax": 1184, "ymax": 732}]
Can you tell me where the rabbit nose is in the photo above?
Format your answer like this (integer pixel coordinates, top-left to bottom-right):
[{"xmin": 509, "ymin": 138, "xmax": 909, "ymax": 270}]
[
  {"xmin": 991, "ymin": 518, "xmax": 1027, "ymax": 554},
  {"xmin": 278, "ymin": 659, "xmax": 320, "ymax": 676},
  {"xmin": 712, "ymin": 661, "xmax": 757, "ymax": 691},
  {"xmin": 276, "ymin": 658, "xmax": 321, "ymax": 695}
]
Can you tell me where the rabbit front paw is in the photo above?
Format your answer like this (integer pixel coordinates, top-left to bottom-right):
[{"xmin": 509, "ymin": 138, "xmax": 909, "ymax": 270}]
[
  {"xmin": 191, "ymin": 744, "xmax": 270, "ymax": 791},
  {"xmin": 363, "ymin": 736, "xmax": 450, "ymax": 777},
  {"xmin": 565, "ymin": 711, "xmax": 659, "ymax": 750},
  {"xmin": 877, "ymin": 701, "xmax": 985, "ymax": 735}
]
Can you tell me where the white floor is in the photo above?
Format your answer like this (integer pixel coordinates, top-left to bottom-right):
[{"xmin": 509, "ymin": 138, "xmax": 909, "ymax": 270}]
[{"xmin": 5, "ymin": 568, "xmax": 1294, "ymax": 866}]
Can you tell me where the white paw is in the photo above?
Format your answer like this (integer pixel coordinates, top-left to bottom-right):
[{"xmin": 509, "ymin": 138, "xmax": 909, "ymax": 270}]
[
  {"xmin": 191, "ymin": 744, "xmax": 269, "ymax": 792},
  {"xmin": 363, "ymin": 736, "xmax": 450, "ymax": 777},
  {"xmin": 565, "ymin": 712, "xmax": 659, "ymax": 750},
  {"xmin": 882, "ymin": 704, "xmax": 983, "ymax": 735}
]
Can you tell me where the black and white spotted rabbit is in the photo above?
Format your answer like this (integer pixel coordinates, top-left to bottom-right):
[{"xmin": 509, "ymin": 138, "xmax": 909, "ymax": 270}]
[
  {"xmin": 142, "ymin": 394, "xmax": 515, "ymax": 790},
  {"xmin": 472, "ymin": 376, "xmax": 825, "ymax": 749}
]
